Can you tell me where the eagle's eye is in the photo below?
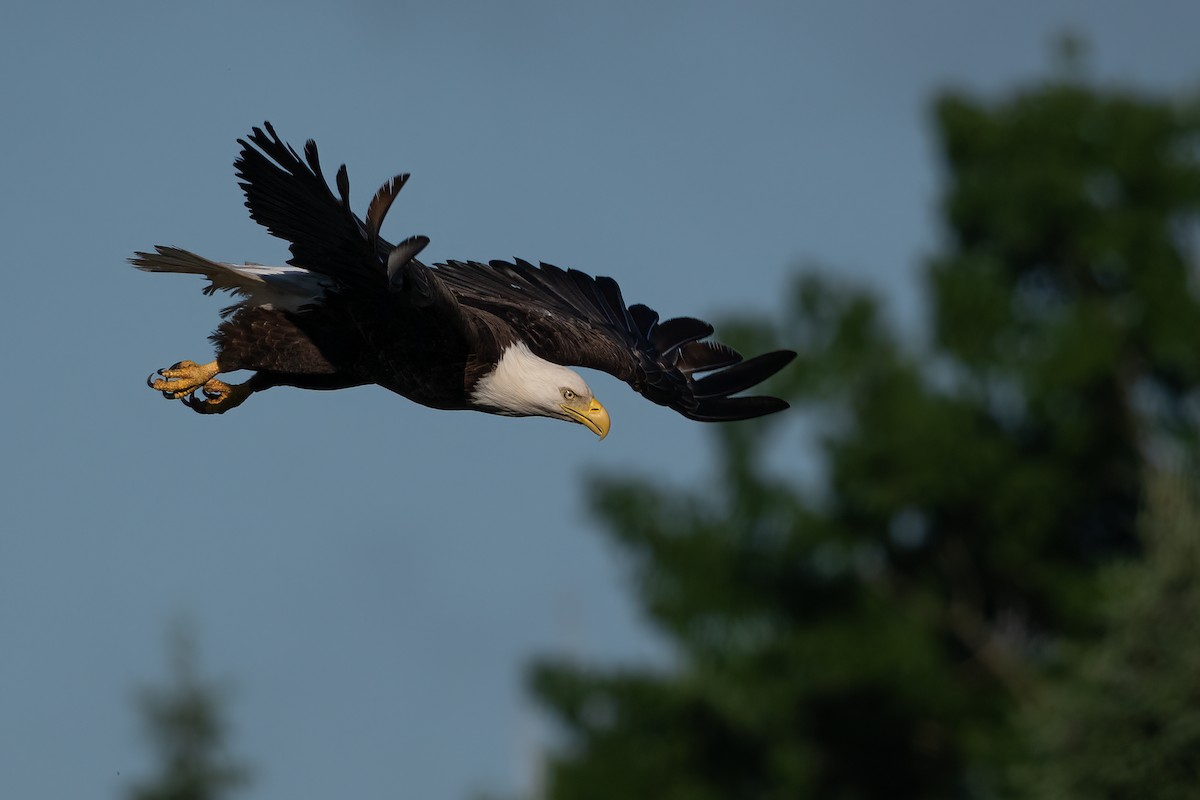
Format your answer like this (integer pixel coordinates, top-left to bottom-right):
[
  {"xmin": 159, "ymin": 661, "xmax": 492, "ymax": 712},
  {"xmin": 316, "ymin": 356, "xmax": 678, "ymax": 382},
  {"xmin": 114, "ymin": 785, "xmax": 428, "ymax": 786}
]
[{"xmin": 562, "ymin": 388, "xmax": 576, "ymax": 401}]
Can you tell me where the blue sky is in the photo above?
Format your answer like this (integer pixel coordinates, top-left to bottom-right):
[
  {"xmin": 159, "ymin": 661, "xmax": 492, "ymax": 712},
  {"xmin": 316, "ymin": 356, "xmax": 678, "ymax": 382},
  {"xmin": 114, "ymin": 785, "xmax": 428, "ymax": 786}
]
[{"xmin": 3, "ymin": 2, "xmax": 1200, "ymax": 798}]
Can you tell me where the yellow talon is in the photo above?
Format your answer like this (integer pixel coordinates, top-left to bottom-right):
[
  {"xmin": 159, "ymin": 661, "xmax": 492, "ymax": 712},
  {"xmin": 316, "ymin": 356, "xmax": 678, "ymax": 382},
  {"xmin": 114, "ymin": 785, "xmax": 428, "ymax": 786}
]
[
  {"xmin": 183, "ymin": 378, "xmax": 254, "ymax": 414},
  {"xmin": 147, "ymin": 359, "xmax": 221, "ymax": 399},
  {"xmin": 147, "ymin": 359, "xmax": 256, "ymax": 413}
]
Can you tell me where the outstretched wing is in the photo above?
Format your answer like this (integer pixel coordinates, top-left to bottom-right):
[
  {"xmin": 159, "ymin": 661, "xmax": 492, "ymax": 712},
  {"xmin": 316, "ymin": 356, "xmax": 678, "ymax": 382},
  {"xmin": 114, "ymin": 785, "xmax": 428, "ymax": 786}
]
[
  {"xmin": 436, "ymin": 259, "xmax": 795, "ymax": 421},
  {"xmin": 234, "ymin": 122, "xmax": 428, "ymax": 292}
]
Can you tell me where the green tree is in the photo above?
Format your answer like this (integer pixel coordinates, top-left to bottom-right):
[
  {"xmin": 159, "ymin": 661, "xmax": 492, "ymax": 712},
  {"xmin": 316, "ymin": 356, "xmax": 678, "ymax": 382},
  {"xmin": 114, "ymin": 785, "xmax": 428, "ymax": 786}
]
[
  {"xmin": 1018, "ymin": 471, "xmax": 1200, "ymax": 799},
  {"xmin": 528, "ymin": 65, "xmax": 1200, "ymax": 798},
  {"xmin": 127, "ymin": 623, "xmax": 250, "ymax": 800}
]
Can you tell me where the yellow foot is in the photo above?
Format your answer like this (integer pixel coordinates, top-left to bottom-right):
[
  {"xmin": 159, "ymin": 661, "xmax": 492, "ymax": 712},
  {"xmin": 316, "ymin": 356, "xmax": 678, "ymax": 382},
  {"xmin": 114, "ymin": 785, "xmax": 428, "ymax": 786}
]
[
  {"xmin": 147, "ymin": 360, "xmax": 221, "ymax": 400},
  {"xmin": 182, "ymin": 378, "xmax": 254, "ymax": 415}
]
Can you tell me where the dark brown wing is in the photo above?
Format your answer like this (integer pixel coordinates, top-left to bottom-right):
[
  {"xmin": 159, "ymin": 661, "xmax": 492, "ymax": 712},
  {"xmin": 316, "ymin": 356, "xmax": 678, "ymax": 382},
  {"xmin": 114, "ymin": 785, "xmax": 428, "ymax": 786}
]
[
  {"xmin": 436, "ymin": 259, "xmax": 795, "ymax": 421},
  {"xmin": 234, "ymin": 123, "xmax": 469, "ymax": 322},
  {"xmin": 234, "ymin": 122, "xmax": 426, "ymax": 291}
]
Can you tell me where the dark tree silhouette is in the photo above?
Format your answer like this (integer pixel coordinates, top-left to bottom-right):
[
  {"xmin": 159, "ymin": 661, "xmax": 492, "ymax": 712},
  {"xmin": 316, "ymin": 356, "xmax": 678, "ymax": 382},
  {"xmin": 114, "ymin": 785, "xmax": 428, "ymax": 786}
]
[
  {"xmin": 127, "ymin": 623, "xmax": 250, "ymax": 800},
  {"xmin": 527, "ymin": 58, "xmax": 1200, "ymax": 800}
]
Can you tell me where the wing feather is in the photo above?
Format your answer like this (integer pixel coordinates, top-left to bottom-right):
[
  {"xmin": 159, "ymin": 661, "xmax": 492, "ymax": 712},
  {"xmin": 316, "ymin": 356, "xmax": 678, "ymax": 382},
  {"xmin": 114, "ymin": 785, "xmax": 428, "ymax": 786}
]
[
  {"xmin": 651, "ymin": 317, "xmax": 714, "ymax": 355},
  {"xmin": 678, "ymin": 341, "xmax": 742, "ymax": 376},
  {"xmin": 235, "ymin": 122, "xmax": 391, "ymax": 290},
  {"xmin": 685, "ymin": 395, "xmax": 791, "ymax": 422},
  {"xmin": 690, "ymin": 351, "xmax": 797, "ymax": 399},
  {"xmin": 628, "ymin": 304, "xmax": 659, "ymax": 338},
  {"xmin": 436, "ymin": 259, "xmax": 795, "ymax": 421}
]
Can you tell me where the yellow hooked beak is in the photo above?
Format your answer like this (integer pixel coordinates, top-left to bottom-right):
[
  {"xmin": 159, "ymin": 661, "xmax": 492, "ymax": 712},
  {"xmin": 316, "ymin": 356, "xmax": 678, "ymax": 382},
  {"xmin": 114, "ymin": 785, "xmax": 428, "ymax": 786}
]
[{"xmin": 562, "ymin": 397, "xmax": 611, "ymax": 440}]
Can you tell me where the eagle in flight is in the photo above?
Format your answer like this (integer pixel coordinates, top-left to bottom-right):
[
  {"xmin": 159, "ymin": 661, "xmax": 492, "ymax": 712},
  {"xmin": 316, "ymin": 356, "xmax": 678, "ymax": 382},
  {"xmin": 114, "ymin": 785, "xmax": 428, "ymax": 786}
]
[{"xmin": 133, "ymin": 123, "xmax": 795, "ymax": 439}]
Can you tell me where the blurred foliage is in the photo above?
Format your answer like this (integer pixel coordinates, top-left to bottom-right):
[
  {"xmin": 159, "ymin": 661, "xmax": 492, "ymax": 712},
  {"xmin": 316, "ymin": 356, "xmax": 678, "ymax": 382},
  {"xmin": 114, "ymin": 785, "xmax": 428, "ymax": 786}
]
[
  {"xmin": 527, "ymin": 62, "xmax": 1200, "ymax": 799},
  {"xmin": 1018, "ymin": 471, "xmax": 1200, "ymax": 799},
  {"xmin": 127, "ymin": 623, "xmax": 250, "ymax": 800}
]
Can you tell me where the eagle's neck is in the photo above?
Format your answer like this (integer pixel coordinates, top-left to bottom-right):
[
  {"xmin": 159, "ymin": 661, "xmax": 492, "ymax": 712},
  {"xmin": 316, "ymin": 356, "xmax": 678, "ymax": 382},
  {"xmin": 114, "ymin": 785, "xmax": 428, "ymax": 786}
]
[{"xmin": 470, "ymin": 341, "xmax": 580, "ymax": 417}]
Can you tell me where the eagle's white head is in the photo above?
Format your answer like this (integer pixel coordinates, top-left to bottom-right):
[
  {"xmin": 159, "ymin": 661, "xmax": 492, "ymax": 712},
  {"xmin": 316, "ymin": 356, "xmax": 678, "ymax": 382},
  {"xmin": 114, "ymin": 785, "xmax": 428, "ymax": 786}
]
[{"xmin": 471, "ymin": 342, "xmax": 611, "ymax": 439}]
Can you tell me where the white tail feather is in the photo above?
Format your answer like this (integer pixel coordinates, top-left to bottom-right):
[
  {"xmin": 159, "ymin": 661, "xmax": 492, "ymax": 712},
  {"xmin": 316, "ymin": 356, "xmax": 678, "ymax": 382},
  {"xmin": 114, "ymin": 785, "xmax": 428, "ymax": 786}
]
[{"xmin": 129, "ymin": 246, "xmax": 327, "ymax": 310}]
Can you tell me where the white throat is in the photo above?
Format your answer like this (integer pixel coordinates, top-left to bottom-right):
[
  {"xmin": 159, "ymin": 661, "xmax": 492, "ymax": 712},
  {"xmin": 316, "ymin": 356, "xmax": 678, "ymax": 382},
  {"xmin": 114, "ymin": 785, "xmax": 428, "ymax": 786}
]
[{"xmin": 471, "ymin": 342, "xmax": 588, "ymax": 416}]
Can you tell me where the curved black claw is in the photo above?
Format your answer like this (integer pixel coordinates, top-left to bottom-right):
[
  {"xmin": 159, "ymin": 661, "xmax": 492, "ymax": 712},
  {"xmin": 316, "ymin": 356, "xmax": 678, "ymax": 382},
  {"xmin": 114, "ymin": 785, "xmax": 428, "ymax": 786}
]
[
  {"xmin": 182, "ymin": 393, "xmax": 222, "ymax": 415},
  {"xmin": 183, "ymin": 396, "xmax": 238, "ymax": 415},
  {"xmin": 146, "ymin": 360, "xmax": 219, "ymax": 402}
]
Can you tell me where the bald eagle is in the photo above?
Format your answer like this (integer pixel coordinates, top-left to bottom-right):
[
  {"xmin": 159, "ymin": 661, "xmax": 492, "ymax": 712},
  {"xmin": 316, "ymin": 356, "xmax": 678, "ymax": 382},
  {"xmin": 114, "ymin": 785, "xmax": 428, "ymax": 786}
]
[{"xmin": 133, "ymin": 123, "xmax": 795, "ymax": 438}]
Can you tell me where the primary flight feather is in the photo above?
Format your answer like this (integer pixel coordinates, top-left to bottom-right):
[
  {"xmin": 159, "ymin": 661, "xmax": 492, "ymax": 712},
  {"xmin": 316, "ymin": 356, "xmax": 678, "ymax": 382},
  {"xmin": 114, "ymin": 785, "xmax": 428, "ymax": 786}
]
[{"xmin": 132, "ymin": 123, "xmax": 795, "ymax": 438}]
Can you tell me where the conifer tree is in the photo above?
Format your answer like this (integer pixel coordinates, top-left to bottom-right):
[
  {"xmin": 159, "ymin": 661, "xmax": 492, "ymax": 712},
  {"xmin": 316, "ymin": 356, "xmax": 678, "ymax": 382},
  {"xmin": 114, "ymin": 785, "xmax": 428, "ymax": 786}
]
[
  {"xmin": 1019, "ymin": 471, "xmax": 1200, "ymax": 800},
  {"xmin": 127, "ymin": 624, "xmax": 250, "ymax": 800},
  {"xmin": 529, "ymin": 61, "xmax": 1200, "ymax": 800}
]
